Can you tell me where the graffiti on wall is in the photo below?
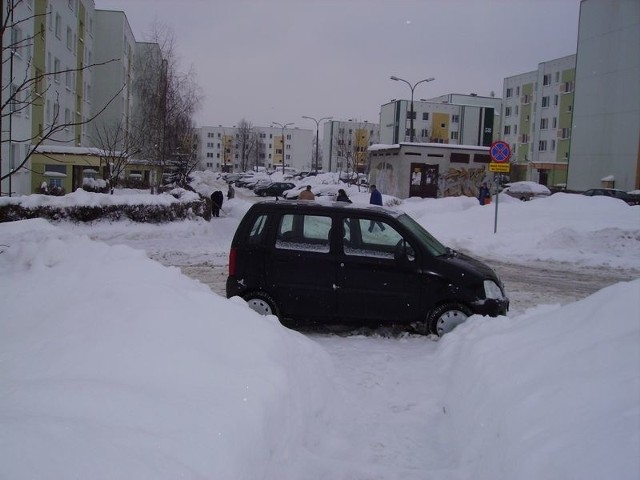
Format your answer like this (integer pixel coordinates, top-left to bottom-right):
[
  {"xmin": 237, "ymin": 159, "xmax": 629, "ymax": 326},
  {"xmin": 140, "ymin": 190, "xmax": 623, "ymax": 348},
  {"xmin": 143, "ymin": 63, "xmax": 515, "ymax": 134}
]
[
  {"xmin": 441, "ymin": 166, "xmax": 488, "ymax": 197},
  {"xmin": 372, "ymin": 161, "xmax": 399, "ymax": 197}
]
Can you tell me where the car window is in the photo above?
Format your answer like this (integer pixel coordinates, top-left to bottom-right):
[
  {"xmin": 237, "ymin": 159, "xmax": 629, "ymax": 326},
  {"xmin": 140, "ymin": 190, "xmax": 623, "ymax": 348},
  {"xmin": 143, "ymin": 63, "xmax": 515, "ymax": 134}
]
[
  {"xmin": 248, "ymin": 214, "xmax": 268, "ymax": 245},
  {"xmin": 275, "ymin": 214, "xmax": 331, "ymax": 253},
  {"xmin": 343, "ymin": 217, "xmax": 414, "ymax": 261}
]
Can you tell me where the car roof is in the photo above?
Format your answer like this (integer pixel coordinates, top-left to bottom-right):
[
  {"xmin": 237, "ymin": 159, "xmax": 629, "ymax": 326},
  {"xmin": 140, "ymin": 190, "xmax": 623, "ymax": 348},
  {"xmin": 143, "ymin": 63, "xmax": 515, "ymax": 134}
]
[{"xmin": 249, "ymin": 199, "xmax": 405, "ymax": 217}]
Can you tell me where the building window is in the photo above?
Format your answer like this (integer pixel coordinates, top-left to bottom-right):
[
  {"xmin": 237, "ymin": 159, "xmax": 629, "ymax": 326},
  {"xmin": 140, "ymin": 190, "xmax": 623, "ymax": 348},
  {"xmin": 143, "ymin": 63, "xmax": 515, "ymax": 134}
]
[
  {"xmin": 540, "ymin": 118, "xmax": 548, "ymax": 129},
  {"xmin": 560, "ymin": 128, "xmax": 571, "ymax": 139},
  {"xmin": 551, "ymin": 139, "xmax": 556, "ymax": 151},
  {"xmin": 543, "ymin": 74, "xmax": 551, "ymax": 86},
  {"xmin": 552, "ymin": 117, "xmax": 557, "ymax": 128},
  {"xmin": 522, "ymin": 94, "xmax": 531, "ymax": 104},
  {"xmin": 406, "ymin": 111, "xmax": 416, "ymax": 119},
  {"xmin": 420, "ymin": 129, "xmax": 429, "ymax": 138},
  {"xmin": 55, "ymin": 13, "xmax": 62, "ymax": 38},
  {"xmin": 516, "ymin": 86, "xmax": 520, "ymax": 95},
  {"xmin": 538, "ymin": 140, "xmax": 547, "ymax": 151},
  {"xmin": 422, "ymin": 112, "xmax": 429, "ymax": 120},
  {"xmin": 450, "ymin": 131, "xmax": 459, "ymax": 140},
  {"xmin": 554, "ymin": 94, "xmax": 559, "ymax": 106},
  {"xmin": 541, "ymin": 96, "xmax": 550, "ymax": 108},
  {"xmin": 451, "ymin": 114, "xmax": 459, "ymax": 123},
  {"xmin": 505, "ymin": 106, "xmax": 511, "ymax": 117},
  {"xmin": 503, "ymin": 125, "xmax": 511, "ymax": 135},
  {"xmin": 555, "ymin": 71, "xmax": 560, "ymax": 83},
  {"xmin": 561, "ymin": 81, "xmax": 574, "ymax": 93},
  {"xmin": 506, "ymin": 87, "xmax": 513, "ymax": 98}
]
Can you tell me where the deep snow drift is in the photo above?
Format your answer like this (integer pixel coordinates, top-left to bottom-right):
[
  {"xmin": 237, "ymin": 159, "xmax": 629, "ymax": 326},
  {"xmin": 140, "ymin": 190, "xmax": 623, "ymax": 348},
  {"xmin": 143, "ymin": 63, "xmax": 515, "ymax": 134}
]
[{"xmin": 1, "ymin": 178, "xmax": 639, "ymax": 479}]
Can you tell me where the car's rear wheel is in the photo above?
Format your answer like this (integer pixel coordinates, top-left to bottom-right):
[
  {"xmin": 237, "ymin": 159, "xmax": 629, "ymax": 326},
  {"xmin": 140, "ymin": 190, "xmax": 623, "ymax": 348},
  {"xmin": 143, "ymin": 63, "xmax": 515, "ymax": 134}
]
[
  {"xmin": 244, "ymin": 291, "xmax": 280, "ymax": 317},
  {"xmin": 428, "ymin": 303, "xmax": 473, "ymax": 336}
]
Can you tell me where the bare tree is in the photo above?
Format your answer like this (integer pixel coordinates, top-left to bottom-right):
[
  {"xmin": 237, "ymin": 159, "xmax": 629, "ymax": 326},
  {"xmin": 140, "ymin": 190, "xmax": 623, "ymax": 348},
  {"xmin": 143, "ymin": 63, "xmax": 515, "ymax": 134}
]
[
  {"xmin": 91, "ymin": 122, "xmax": 141, "ymax": 192},
  {"xmin": 1, "ymin": 0, "xmax": 121, "ymax": 194},
  {"xmin": 131, "ymin": 22, "xmax": 202, "ymax": 189},
  {"xmin": 236, "ymin": 118, "xmax": 254, "ymax": 172}
]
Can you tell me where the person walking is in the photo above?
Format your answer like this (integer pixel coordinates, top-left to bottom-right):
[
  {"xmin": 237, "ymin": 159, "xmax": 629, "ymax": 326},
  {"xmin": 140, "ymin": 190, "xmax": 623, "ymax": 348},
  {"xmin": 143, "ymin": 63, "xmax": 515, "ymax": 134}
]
[
  {"xmin": 298, "ymin": 185, "xmax": 315, "ymax": 200},
  {"xmin": 227, "ymin": 184, "xmax": 235, "ymax": 200},
  {"xmin": 336, "ymin": 188, "xmax": 352, "ymax": 203},
  {"xmin": 369, "ymin": 184, "xmax": 383, "ymax": 206},
  {"xmin": 211, "ymin": 190, "xmax": 224, "ymax": 217},
  {"xmin": 478, "ymin": 182, "xmax": 491, "ymax": 205},
  {"xmin": 368, "ymin": 185, "xmax": 385, "ymax": 232}
]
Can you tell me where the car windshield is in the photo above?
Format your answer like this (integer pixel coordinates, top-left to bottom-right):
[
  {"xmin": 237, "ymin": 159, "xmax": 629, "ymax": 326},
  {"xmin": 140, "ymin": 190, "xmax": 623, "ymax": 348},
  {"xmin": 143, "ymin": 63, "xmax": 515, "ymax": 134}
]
[{"xmin": 396, "ymin": 213, "xmax": 448, "ymax": 256}]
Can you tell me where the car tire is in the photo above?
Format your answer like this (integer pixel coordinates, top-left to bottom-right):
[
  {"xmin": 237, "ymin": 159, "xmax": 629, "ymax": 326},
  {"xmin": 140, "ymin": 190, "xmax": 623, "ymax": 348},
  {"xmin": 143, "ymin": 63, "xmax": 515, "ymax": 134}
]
[
  {"xmin": 243, "ymin": 291, "xmax": 280, "ymax": 318},
  {"xmin": 428, "ymin": 303, "xmax": 473, "ymax": 336}
]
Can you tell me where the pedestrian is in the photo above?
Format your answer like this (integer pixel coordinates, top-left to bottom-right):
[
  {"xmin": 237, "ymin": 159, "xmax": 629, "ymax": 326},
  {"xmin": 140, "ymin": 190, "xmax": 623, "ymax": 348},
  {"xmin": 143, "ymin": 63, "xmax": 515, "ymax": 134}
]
[
  {"xmin": 298, "ymin": 185, "xmax": 315, "ymax": 200},
  {"xmin": 368, "ymin": 184, "xmax": 385, "ymax": 232},
  {"xmin": 211, "ymin": 190, "xmax": 224, "ymax": 217},
  {"xmin": 336, "ymin": 188, "xmax": 352, "ymax": 203},
  {"xmin": 227, "ymin": 183, "xmax": 235, "ymax": 200},
  {"xmin": 369, "ymin": 184, "xmax": 383, "ymax": 206},
  {"xmin": 478, "ymin": 182, "xmax": 491, "ymax": 205}
]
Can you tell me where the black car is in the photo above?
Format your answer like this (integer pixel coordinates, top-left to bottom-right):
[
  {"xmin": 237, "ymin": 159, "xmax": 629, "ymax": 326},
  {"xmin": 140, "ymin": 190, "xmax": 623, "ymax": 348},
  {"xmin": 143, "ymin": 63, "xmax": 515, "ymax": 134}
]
[
  {"xmin": 254, "ymin": 182, "xmax": 296, "ymax": 197},
  {"xmin": 583, "ymin": 188, "xmax": 639, "ymax": 205},
  {"xmin": 226, "ymin": 201, "xmax": 509, "ymax": 336}
]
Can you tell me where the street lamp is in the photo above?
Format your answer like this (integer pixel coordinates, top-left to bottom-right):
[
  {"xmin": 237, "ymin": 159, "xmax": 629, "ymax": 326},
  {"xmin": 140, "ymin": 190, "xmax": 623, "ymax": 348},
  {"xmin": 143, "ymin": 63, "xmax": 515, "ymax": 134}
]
[
  {"xmin": 390, "ymin": 75, "xmax": 435, "ymax": 142},
  {"xmin": 302, "ymin": 115, "xmax": 332, "ymax": 173},
  {"xmin": 272, "ymin": 122, "xmax": 294, "ymax": 174}
]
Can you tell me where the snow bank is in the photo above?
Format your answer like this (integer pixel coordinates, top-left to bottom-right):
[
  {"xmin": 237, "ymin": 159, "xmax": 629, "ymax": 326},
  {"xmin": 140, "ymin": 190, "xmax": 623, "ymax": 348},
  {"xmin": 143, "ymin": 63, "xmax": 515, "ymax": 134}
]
[
  {"xmin": 436, "ymin": 280, "xmax": 640, "ymax": 480},
  {"xmin": 0, "ymin": 219, "xmax": 334, "ymax": 479}
]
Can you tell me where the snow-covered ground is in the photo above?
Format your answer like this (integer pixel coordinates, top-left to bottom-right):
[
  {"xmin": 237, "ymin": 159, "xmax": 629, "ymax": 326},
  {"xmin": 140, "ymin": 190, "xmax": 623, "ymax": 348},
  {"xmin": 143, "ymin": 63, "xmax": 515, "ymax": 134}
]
[{"xmin": 1, "ymin": 172, "xmax": 639, "ymax": 479}]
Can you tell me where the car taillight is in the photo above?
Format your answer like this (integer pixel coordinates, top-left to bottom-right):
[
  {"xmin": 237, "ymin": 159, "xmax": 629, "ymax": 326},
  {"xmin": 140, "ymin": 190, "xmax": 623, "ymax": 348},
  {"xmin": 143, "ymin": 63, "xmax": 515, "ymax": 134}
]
[{"xmin": 228, "ymin": 247, "xmax": 237, "ymax": 277}]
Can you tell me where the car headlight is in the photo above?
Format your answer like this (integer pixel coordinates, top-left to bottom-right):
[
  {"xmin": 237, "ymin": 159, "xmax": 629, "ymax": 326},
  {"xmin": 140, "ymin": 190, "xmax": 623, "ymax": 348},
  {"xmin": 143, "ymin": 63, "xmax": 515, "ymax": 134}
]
[{"xmin": 484, "ymin": 280, "xmax": 503, "ymax": 300}]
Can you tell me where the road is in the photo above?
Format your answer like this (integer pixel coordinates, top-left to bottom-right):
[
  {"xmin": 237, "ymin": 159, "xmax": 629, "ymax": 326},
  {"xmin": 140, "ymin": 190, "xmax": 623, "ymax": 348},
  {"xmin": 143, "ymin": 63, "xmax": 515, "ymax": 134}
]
[{"xmin": 179, "ymin": 259, "xmax": 639, "ymax": 317}]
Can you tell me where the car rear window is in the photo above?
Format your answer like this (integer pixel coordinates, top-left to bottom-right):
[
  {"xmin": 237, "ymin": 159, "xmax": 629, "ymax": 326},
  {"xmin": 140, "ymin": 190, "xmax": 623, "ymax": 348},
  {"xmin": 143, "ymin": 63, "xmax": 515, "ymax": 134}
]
[{"xmin": 275, "ymin": 214, "xmax": 332, "ymax": 253}]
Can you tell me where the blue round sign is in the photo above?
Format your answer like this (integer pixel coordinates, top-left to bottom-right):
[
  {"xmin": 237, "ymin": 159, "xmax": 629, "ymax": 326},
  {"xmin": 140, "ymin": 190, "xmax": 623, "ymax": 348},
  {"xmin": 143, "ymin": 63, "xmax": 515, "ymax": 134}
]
[{"xmin": 490, "ymin": 141, "xmax": 511, "ymax": 163}]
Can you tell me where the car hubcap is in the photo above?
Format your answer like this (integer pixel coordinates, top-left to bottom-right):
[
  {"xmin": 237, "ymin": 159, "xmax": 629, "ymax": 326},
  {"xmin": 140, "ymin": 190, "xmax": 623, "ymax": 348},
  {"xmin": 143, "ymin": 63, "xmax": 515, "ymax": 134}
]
[
  {"xmin": 247, "ymin": 298, "xmax": 272, "ymax": 315},
  {"xmin": 435, "ymin": 309, "xmax": 469, "ymax": 336}
]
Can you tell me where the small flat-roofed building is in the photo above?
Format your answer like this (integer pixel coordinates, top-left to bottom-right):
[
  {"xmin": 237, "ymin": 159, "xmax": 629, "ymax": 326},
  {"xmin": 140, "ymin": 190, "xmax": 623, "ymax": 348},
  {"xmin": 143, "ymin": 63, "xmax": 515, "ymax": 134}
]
[{"xmin": 368, "ymin": 142, "xmax": 492, "ymax": 200}]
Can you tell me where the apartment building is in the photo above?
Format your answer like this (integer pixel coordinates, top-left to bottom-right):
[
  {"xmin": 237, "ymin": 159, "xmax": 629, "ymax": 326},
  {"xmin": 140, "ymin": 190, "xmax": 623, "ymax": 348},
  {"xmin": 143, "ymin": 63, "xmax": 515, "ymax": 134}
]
[
  {"xmin": 567, "ymin": 0, "xmax": 639, "ymax": 192},
  {"xmin": 321, "ymin": 120, "xmax": 380, "ymax": 173},
  {"xmin": 379, "ymin": 94, "xmax": 499, "ymax": 147},
  {"xmin": 198, "ymin": 125, "xmax": 313, "ymax": 173},
  {"xmin": 1, "ymin": 0, "xmax": 36, "ymax": 196},
  {"xmin": 90, "ymin": 9, "xmax": 137, "ymax": 149},
  {"xmin": 501, "ymin": 55, "xmax": 576, "ymax": 186},
  {"xmin": 2, "ymin": 0, "xmax": 98, "ymax": 196},
  {"xmin": 1, "ymin": 1, "xmax": 162, "ymax": 196}
]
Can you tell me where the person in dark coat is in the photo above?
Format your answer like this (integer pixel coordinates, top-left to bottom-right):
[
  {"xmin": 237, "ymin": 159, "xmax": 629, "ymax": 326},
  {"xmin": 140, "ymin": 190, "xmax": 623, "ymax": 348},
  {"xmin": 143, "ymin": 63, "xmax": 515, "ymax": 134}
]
[
  {"xmin": 369, "ymin": 184, "xmax": 383, "ymax": 206},
  {"xmin": 227, "ymin": 184, "xmax": 235, "ymax": 200},
  {"xmin": 211, "ymin": 190, "xmax": 224, "ymax": 217},
  {"xmin": 336, "ymin": 188, "xmax": 352, "ymax": 203},
  {"xmin": 478, "ymin": 182, "xmax": 491, "ymax": 205},
  {"xmin": 368, "ymin": 185, "xmax": 385, "ymax": 232}
]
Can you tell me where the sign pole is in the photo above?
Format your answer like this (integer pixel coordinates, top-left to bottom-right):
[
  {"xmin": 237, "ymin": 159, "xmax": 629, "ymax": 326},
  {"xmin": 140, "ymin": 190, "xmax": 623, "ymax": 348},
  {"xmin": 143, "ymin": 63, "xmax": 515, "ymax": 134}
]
[{"xmin": 488, "ymin": 141, "xmax": 511, "ymax": 234}]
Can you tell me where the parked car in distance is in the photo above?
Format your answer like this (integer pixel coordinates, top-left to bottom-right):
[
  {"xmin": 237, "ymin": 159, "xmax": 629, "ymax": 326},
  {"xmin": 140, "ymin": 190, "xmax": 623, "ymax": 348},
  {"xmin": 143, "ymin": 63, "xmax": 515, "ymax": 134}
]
[
  {"xmin": 226, "ymin": 200, "xmax": 509, "ymax": 336},
  {"xmin": 503, "ymin": 181, "xmax": 551, "ymax": 201},
  {"xmin": 582, "ymin": 188, "xmax": 640, "ymax": 205},
  {"xmin": 254, "ymin": 182, "xmax": 296, "ymax": 197}
]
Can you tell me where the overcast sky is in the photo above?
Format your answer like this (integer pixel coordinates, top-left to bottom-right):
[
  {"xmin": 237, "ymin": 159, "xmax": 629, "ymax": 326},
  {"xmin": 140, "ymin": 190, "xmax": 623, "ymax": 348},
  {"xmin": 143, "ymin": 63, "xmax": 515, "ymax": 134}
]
[{"xmin": 94, "ymin": 0, "xmax": 580, "ymax": 130}]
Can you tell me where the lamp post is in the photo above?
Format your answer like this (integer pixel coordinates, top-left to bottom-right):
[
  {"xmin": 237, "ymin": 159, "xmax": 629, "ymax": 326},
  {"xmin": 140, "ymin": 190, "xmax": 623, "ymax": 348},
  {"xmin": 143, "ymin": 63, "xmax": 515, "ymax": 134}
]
[
  {"xmin": 302, "ymin": 115, "xmax": 332, "ymax": 173},
  {"xmin": 272, "ymin": 122, "xmax": 294, "ymax": 173},
  {"xmin": 390, "ymin": 75, "xmax": 435, "ymax": 142}
]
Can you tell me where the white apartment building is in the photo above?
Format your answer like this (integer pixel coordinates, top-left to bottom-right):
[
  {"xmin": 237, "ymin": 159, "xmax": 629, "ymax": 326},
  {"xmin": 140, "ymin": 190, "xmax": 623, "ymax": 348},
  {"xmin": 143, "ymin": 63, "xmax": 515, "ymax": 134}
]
[
  {"xmin": 1, "ymin": 0, "xmax": 36, "ymax": 196},
  {"xmin": 567, "ymin": 0, "xmax": 639, "ymax": 192},
  {"xmin": 502, "ymin": 55, "xmax": 576, "ymax": 186},
  {"xmin": 90, "ymin": 9, "xmax": 137, "ymax": 149},
  {"xmin": 321, "ymin": 120, "xmax": 380, "ymax": 173},
  {"xmin": 198, "ymin": 125, "xmax": 314, "ymax": 173},
  {"xmin": 378, "ymin": 94, "xmax": 499, "ymax": 148}
]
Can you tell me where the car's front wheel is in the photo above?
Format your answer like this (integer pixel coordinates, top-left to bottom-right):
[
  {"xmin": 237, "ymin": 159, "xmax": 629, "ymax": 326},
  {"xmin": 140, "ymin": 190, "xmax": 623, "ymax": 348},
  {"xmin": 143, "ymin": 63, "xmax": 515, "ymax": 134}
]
[
  {"xmin": 243, "ymin": 291, "xmax": 280, "ymax": 318},
  {"xmin": 428, "ymin": 303, "xmax": 473, "ymax": 336}
]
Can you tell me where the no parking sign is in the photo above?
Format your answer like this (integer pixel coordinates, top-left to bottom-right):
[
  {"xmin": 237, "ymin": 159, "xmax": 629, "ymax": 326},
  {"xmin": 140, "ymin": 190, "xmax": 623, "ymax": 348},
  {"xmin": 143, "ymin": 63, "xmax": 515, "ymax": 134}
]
[{"xmin": 489, "ymin": 141, "xmax": 511, "ymax": 172}]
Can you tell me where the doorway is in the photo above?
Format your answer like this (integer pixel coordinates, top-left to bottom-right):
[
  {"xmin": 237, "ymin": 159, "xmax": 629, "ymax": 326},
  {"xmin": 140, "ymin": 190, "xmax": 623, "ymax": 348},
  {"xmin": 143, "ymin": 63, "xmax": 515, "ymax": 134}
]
[{"xmin": 409, "ymin": 163, "xmax": 439, "ymax": 198}]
